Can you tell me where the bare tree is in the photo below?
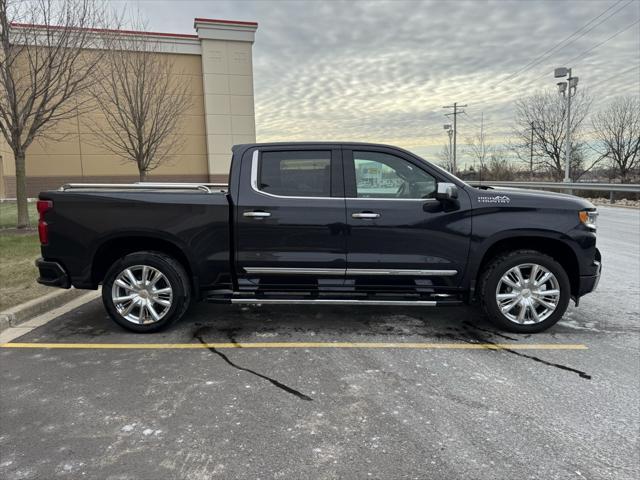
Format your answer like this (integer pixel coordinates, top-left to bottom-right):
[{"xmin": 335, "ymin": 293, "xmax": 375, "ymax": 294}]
[
  {"xmin": 465, "ymin": 128, "xmax": 492, "ymax": 181},
  {"xmin": 485, "ymin": 149, "xmax": 517, "ymax": 181},
  {"xmin": 435, "ymin": 143, "xmax": 455, "ymax": 173},
  {"xmin": 0, "ymin": 0, "xmax": 111, "ymax": 228},
  {"xmin": 89, "ymin": 27, "xmax": 192, "ymax": 181},
  {"xmin": 591, "ymin": 96, "xmax": 640, "ymax": 183},
  {"xmin": 511, "ymin": 90, "xmax": 595, "ymax": 181}
]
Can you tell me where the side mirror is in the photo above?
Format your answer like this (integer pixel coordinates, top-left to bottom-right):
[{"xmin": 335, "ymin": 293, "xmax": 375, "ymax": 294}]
[{"xmin": 435, "ymin": 182, "xmax": 458, "ymax": 201}]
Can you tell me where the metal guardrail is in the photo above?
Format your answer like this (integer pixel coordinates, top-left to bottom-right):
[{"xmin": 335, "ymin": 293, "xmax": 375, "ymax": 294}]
[{"xmin": 474, "ymin": 181, "xmax": 640, "ymax": 194}]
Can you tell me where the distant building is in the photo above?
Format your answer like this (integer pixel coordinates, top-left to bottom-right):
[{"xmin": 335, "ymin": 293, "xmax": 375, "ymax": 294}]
[{"xmin": 0, "ymin": 18, "xmax": 258, "ymax": 198}]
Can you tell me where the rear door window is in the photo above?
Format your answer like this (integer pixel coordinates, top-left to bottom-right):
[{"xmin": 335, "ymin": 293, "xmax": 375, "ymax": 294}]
[{"xmin": 259, "ymin": 151, "xmax": 332, "ymax": 197}]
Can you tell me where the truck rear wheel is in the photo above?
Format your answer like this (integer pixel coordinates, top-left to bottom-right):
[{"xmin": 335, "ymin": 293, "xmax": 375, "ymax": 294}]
[
  {"xmin": 102, "ymin": 251, "xmax": 191, "ymax": 333},
  {"xmin": 479, "ymin": 250, "xmax": 570, "ymax": 333}
]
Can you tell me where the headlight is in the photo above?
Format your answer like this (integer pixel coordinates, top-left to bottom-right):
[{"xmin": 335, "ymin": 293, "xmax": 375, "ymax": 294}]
[{"xmin": 579, "ymin": 210, "xmax": 598, "ymax": 231}]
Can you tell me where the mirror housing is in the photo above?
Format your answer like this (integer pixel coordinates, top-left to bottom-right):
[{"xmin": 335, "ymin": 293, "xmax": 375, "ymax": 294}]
[{"xmin": 435, "ymin": 182, "xmax": 458, "ymax": 201}]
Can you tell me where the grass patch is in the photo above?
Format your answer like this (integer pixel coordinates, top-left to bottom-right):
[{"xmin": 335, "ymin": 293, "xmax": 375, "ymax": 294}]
[
  {"xmin": 0, "ymin": 202, "xmax": 38, "ymax": 229},
  {"xmin": 0, "ymin": 233, "xmax": 51, "ymax": 310}
]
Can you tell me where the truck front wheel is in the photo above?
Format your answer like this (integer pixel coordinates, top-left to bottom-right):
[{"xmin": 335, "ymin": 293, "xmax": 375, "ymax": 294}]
[
  {"xmin": 102, "ymin": 251, "xmax": 191, "ymax": 333},
  {"xmin": 479, "ymin": 250, "xmax": 571, "ymax": 333}
]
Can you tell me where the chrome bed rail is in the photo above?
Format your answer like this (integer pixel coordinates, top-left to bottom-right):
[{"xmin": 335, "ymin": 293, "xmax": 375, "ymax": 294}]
[{"xmin": 59, "ymin": 182, "xmax": 226, "ymax": 193}]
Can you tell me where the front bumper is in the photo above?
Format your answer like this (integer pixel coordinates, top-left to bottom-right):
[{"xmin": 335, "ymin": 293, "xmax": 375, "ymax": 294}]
[
  {"xmin": 36, "ymin": 258, "xmax": 71, "ymax": 289},
  {"xmin": 578, "ymin": 248, "xmax": 602, "ymax": 297}
]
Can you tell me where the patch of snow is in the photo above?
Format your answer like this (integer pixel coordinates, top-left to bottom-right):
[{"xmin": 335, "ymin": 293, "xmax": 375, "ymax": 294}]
[{"xmin": 558, "ymin": 319, "xmax": 602, "ymax": 332}]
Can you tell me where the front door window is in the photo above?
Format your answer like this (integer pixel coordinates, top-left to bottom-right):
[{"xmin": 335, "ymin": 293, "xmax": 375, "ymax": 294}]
[{"xmin": 353, "ymin": 151, "xmax": 436, "ymax": 199}]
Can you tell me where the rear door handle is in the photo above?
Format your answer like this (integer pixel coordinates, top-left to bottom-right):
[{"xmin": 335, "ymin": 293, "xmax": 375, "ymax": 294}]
[
  {"xmin": 243, "ymin": 210, "xmax": 271, "ymax": 218},
  {"xmin": 352, "ymin": 212, "xmax": 380, "ymax": 219}
]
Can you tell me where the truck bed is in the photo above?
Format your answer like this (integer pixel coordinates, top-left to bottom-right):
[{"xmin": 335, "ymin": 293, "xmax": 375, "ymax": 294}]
[{"xmin": 39, "ymin": 184, "xmax": 232, "ymax": 293}]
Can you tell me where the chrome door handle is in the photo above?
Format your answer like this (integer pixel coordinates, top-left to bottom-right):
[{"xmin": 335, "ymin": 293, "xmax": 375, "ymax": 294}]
[
  {"xmin": 243, "ymin": 211, "xmax": 271, "ymax": 218},
  {"xmin": 352, "ymin": 212, "xmax": 380, "ymax": 219}
]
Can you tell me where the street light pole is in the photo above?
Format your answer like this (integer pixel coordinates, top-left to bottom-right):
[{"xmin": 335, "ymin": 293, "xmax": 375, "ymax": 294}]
[
  {"xmin": 530, "ymin": 121, "xmax": 534, "ymax": 179},
  {"xmin": 448, "ymin": 128, "xmax": 453, "ymax": 169},
  {"xmin": 443, "ymin": 124, "xmax": 454, "ymax": 171},
  {"xmin": 564, "ymin": 72, "xmax": 572, "ymax": 183},
  {"xmin": 554, "ymin": 67, "xmax": 578, "ymax": 183}
]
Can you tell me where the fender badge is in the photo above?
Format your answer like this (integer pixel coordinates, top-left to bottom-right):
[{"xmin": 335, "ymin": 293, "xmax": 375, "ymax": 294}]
[{"xmin": 478, "ymin": 195, "xmax": 511, "ymax": 204}]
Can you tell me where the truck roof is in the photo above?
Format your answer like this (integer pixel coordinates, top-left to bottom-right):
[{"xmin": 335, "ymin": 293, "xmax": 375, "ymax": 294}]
[{"xmin": 232, "ymin": 141, "xmax": 409, "ymax": 151}]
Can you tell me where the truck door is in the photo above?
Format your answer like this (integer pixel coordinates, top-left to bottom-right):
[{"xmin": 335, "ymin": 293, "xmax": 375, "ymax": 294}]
[
  {"xmin": 235, "ymin": 145, "xmax": 346, "ymax": 290},
  {"xmin": 342, "ymin": 147, "xmax": 471, "ymax": 292}
]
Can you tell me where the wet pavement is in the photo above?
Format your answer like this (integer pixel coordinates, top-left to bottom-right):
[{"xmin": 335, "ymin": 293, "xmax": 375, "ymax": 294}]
[{"xmin": 0, "ymin": 206, "xmax": 638, "ymax": 479}]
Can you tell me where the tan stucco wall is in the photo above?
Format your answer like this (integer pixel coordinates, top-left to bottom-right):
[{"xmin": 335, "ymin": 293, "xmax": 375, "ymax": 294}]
[
  {"xmin": 0, "ymin": 135, "xmax": 12, "ymax": 198},
  {"xmin": 1, "ymin": 51, "xmax": 208, "ymax": 196},
  {"xmin": 2, "ymin": 19, "xmax": 258, "ymax": 197}
]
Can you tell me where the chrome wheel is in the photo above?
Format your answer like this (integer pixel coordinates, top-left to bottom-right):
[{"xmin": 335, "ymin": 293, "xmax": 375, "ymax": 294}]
[
  {"xmin": 495, "ymin": 263, "xmax": 561, "ymax": 325},
  {"xmin": 111, "ymin": 265, "xmax": 173, "ymax": 325}
]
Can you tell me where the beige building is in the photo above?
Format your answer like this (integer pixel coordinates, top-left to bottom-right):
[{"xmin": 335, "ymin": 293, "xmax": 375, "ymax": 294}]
[{"xmin": 0, "ymin": 17, "xmax": 258, "ymax": 198}]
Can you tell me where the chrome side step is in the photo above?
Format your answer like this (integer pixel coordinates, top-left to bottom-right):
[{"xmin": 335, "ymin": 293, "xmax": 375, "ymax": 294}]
[{"xmin": 230, "ymin": 298, "xmax": 438, "ymax": 306}]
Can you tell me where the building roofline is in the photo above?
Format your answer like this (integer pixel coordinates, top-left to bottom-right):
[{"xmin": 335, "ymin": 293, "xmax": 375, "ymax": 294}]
[
  {"xmin": 194, "ymin": 18, "xmax": 258, "ymax": 27},
  {"xmin": 10, "ymin": 22, "xmax": 199, "ymax": 40}
]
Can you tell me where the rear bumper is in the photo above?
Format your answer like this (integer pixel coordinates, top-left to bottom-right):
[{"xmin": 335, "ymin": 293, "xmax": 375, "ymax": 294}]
[{"xmin": 36, "ymin": 258, "xmax": 71, "ymax": 289}]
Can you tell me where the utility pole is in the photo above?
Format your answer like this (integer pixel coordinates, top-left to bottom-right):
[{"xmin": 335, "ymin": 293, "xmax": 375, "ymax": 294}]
[{"xmin": 443, "ymin": 102, "xmax": 467, "ymax": 174}]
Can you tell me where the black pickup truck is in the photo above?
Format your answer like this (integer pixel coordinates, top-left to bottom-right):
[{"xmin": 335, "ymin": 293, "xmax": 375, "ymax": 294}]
[{"xmin": 36, "ymin": 142, "xmax": 601, "ymax": 333}]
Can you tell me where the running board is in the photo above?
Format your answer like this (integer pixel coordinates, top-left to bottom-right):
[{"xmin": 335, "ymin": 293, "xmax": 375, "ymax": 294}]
[{"xmin": 230, "ymin": 298, "xmax": 440, "ymax": 306}]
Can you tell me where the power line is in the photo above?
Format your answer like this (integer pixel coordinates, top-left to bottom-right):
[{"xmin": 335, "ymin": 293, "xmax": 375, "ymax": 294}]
[
  {"xmin": 462, "ymin": 111, "xmax": 496, "ymax": 131},
  {"xmin": 564, "ymin": 18, "xmax": 640, "ymax": 66},
  {"xmin": 503, "ymin": 0, "xmax": 633, "ymax": 82},
  {"xmin": 589, "ymin": 64, "xmax": 640, "ymax": 90},
  {"xmin": 534, "ymin": 18, "xmax": 640, "ymax": 81}
]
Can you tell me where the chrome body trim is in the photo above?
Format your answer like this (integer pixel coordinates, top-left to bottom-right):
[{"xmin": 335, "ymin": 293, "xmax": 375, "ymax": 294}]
[
  {"xmin": 347, "ymin": 269, "xmax": 458, "ymax": 276},
  {"xmin": 244, "ymin": 267, "xmax": 346, "ymax": 275},
  {"xmin": 349, "ymin": 197, "xmax": 439, "ymax": 202},
  {"xmin": 231, "ymin": 298, "xmax": 438, "ymax": 306},
  {"xmin": 243, "ymin": 211, "xmax": 271, "ymax": 218},
  {"xmin": 250, "ymin": 150, "xmax": 342, "ymax": 201},
  {"xmin": 60, "ymin": 183, "xmax": 214, "ymax": 193},
  {"xmin": 352, "ymin": 212, "xmax": 380, "ymax": 219},
  {"xmin": 242, "ymin": 267, "xmax": 458, "ymax": 276},
  {"xmin": 250, "ymin": 149, "xmax": 440, "ymax": 202}
]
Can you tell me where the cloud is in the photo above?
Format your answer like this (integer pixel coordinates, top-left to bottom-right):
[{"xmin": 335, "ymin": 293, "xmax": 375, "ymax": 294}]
[{"xmin": 143, "ymin": 0, "xmax": 639, "ymax": 164}]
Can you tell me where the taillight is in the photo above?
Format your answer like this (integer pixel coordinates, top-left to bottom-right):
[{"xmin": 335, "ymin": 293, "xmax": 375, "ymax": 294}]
[{"xmin": 37, "ymin": 200, "xmax": 53, "ymax": 245}]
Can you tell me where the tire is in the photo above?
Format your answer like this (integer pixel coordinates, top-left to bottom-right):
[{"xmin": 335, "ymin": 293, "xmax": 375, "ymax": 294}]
[
  {"xmin": 102, "ymin": 251, "xmax": 191, "ymax": 333},
  {"xmin": 479, "ymin": 249, "xmax": 571, "ymax": 333}
]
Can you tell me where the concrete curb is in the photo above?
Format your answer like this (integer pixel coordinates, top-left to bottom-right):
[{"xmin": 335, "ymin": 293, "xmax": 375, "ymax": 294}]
[{"xmin": 0, "ymin": 288, "xmax": 92, "ymax": 333}]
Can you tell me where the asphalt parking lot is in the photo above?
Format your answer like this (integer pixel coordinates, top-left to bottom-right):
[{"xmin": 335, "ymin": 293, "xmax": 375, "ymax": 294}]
[{"xmin": 1, "ymin": 206, "xmax": 638, "ymax": 480}]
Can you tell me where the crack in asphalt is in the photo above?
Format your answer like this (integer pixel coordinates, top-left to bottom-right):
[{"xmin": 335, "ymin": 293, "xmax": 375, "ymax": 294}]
[
  {"xmin": 461, "ymin": 321, "xmax": 519, "ymax": 341},
  {"xmin": 457, "ymin": 324, "xmax": 592, "ymax": 380},
  {"xmin": 193, "ymin": 327, "xmax": 313, "ymax": 401}
]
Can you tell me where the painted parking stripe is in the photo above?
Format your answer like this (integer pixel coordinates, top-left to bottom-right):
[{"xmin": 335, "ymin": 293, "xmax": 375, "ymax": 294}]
[{"xmin": 0, "ymin": 342, "xmax": 588, "ymax": 350}]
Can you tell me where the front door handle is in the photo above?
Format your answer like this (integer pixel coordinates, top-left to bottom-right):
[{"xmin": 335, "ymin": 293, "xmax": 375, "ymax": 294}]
[
  {"xmin": 352, "ymin": 212, "xmax": 380, "ymax": 219},
  {"xmin": 243, "ymin": 210, "xmax": 271, "ymax": 218}
]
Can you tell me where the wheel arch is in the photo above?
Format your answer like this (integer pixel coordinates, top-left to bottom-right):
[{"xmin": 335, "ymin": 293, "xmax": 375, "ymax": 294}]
[
  {"xmin": 468, "ymin": 233, "xmax": 580, "ymax": 299},
  {"xmin": 90, "ymin": 233, "xmax": 197, "ymax": 293}
]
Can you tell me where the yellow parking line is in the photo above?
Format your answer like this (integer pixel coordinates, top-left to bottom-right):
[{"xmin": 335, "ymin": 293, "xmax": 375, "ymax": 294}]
[{"xmin": 0, "ymin": 342, "xmax": 588, "ymax": 350}]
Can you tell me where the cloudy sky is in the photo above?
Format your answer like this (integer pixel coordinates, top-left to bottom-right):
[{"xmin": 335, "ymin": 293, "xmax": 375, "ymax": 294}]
[{"xmin": 134, "ymin": 0, "xmax": 639, "ymax": 164}]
